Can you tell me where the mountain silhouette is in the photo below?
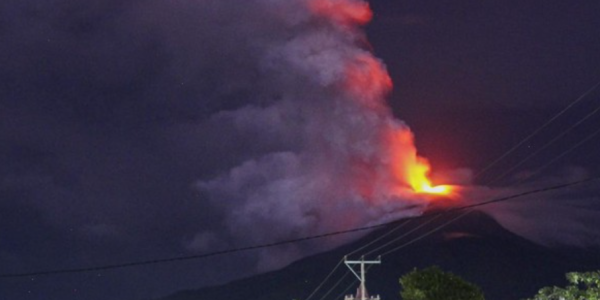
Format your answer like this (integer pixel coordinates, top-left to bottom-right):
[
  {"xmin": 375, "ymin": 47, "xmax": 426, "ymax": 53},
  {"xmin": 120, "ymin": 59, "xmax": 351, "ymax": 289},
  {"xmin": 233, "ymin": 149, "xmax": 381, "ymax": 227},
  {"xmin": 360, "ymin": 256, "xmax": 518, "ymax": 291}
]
[{"xmin": 157, "ymin": 210, "xmax": 600, "ymax": 300}]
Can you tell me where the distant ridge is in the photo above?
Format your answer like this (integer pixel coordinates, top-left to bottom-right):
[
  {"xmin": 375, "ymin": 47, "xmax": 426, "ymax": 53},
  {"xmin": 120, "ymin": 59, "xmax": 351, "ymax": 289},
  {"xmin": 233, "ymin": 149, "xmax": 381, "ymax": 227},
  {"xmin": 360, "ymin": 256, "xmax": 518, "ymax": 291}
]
[{"xmin": 157, "ymin": 210, "xmax": 600, "ymax": 300}]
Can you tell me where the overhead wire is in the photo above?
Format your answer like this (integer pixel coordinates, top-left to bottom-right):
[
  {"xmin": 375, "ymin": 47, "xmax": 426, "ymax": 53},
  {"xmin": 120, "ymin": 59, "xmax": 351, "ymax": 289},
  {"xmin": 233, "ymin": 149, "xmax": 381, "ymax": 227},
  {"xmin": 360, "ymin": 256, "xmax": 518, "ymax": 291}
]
[
  {"xmin": 486, "ymin": 100, "xmax": 600, "ymax": 185},
  {"xmin": 304, "ymin": 259, "xmax": 344, "ymax": 300},
  {"xmin": 305, "ymin": 175, "xmax": 598, "ymax": 299},
  {"xmin": 306, "ymin": 218, "xmax": 414, "ymax": 300},
  {"xmin": 362, "ymin": 212, "xmax": 445, "ymax": 257},
  {"xmin": 0, "ymin": 78, "xmax": 596, "ymax": 300},
  {"xmin": 325, "ymin": 173, "xmax": 597, "ymax": 295},
  {"xmin": 312, "ymin": 81, "xmax": 600, "ymax": 299},
  {"xmin": 0, "ymin": 80, "xmax": 595, "ymax": 300},
  {"xmin": 346, "ymin": 218, "xmax": 413, "ymax": 257},
  {"xmin": 317, "ymin": 270, "xmax": 351, "ymax": 300},
  {"xmin": 333, "ymin": 172, "xmax": 599, "ymax": 294},
  {"xmin": 380, "ymin": 209, "xmax": 473, "ymax": 257},
  {"xmin": 472, "ymin": 80, "xmax": 600, "ymax": 181},
  {"xmin": 311, "ymin": 202, "xmax": 478, "ymax": 296},
  {"xmin": 313, "ymin": 82, "xmax": 600, "ymax": 297},
  {"xmin": 322, "ymin": 212, "xmax": 450, "ymax": 299},
  {"xmin": 1, "ymin": 176, "xmax": 596, "ymax": 280},
  {"xmin": 306, "ymin": 218, "xmax": 414, "ymax": 299},
  {"xmin": 358, "ymin": 80, "xmax": 600, "ymax": 262},
  {"xmin": 514, "ymin": 126, "xmax": 600, "ymax": 186},
  {"xmin": 335, "ymin": 280, "xmax": 358, "ymax": 300}
]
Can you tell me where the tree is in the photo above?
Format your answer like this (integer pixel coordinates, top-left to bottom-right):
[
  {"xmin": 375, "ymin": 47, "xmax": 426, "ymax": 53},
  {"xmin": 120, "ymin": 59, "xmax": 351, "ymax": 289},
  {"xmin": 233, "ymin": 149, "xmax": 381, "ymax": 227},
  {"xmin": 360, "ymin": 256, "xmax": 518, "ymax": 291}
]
[
  {"xmin": 525, "ymin": 271, "xmax": 600, "ymax": 300},
  {"xmin": 399, "ymin": 266, "xmax": 485, "ymax": 300}
]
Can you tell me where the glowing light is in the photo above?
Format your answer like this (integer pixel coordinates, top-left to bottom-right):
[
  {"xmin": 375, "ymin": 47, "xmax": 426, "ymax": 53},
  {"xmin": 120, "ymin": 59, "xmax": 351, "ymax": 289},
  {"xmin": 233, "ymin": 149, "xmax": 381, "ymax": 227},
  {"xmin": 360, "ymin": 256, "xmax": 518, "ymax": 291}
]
[
  {"xmin": 406, "ymin": 157, "xmax": 452, "ymax": 196},
  {"xmin": 344, "ymin": 53, "xmax": 393, "ymax": 108},
  {"xmin": 308, "ymin": 0, "xmax": 373, "ymax": 26},
  {"xmin": 388, "ymin": 129, "xmax": 454, "ymax": 197},
  {"xmin": 422, "ymin": 185, "xmax": 451, "ymax": 194}
]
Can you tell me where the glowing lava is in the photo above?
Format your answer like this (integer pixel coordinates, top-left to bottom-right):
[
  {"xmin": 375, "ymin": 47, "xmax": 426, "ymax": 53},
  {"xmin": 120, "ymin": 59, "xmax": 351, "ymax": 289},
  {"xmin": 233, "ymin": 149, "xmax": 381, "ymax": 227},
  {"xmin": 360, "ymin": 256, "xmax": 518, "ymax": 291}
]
[
  {"xmin": 407, "ymin": 157, "xmax": 453, "ymax": 196},
  {"xmin": 388, "ymin": 129, "xmax": 454, "ymax": 197}
]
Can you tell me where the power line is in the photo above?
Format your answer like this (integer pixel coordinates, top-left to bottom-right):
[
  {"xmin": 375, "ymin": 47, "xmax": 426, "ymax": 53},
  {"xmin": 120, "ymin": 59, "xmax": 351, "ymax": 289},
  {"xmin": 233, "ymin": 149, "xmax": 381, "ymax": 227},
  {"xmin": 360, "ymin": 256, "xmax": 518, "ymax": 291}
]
[
  {"xmin": 318, "ymin": 174, "xmax": 597, "ymax": 295},
  {"xmin": 0, "ymin": 176, "xmax": 597, "ymax": 279},
  {"xmin": 318, "ymin": 270, "xmax": 351, "ymax": 300},
  {"xmin": 347, "ymin": 218, "xmax": 413, "ymax": 257},
  {"xmin": 380, "ymin": 210, "xmax": 473, "ymax": 257},
  {"xmin": 349, "ymin": 174, "xmax": 599, "ymax": 259},
  {"xmin": 305, "ymin": 259, "xmax": 344, "ymax": 300},
  {"xmin": 306, "ymin": 215, "xmax": 415, "ymax": 299},
  {"xmin": 514, "ymin": 126, "xmax": 600, "ymax": 186},
  {"xmin": 362, "ymin": 213, "xmax": 445, "ymax": 257},
  {"xmin": 308, "ymin": 212, "xmax": 438, "ymax": 298},
  {"xmin": 486, "ymin": 100, "xmax": 600, "ymax": 185},
  {"xmin": 311, "ymin": 82, "xmax": 600, "ymax": 298},
  {"xmin": 315, "ymin": 173, "xmax": 596, "ymax": 297},
  {"xmin": 473, "ymin": 80, "xmax": 600, "ymax": 181},
  {"xmin": 321, "ymin": 210, "xmax": 471, "ymax": 300},
  {"xmin": 304, "ymin": 173, "xmax": 599, "ymax": 298}
]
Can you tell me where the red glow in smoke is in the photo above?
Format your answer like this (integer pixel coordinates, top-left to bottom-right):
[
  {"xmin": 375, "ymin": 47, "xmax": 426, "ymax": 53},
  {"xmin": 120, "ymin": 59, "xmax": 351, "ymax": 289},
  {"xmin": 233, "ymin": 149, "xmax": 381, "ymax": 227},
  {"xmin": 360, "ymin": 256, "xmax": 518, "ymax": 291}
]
[
  {"xmin": 308, "ymin": 0, "xmax": 373, "ymax": 26},
  {"xmin": 309, "ymin": 0, "xmax": 454, "ymax": 200},
  {"xmin": 344, "ymin": 53, "xmax": 393, "ymax": 109}
]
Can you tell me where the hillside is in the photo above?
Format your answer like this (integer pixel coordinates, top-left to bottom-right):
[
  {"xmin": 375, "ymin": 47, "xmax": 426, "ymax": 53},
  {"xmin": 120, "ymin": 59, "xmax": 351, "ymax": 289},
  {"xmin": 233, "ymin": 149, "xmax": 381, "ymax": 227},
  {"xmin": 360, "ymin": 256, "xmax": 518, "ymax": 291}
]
[{"xmin": 157, "ymin": 210, "xmax": 600, "ymax": 300}]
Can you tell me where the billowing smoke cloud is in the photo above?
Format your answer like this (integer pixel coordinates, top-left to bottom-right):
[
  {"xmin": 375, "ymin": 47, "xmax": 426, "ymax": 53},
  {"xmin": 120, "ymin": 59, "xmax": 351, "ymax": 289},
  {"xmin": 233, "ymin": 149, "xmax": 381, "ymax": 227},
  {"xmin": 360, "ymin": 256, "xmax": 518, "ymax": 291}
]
[
  {"xmin": 194, "ymin": 0, "xmax": 443, "ymax": 271},
  {"xmin": 2, "ymin": 1, "xmax": 598, "ymax": 298},
  {"xmin": 0, "ymin": 0, "xmax": 446, "ymax": 287},
  {"xmin": 188, "ymin": 0, "xmax": 600, "ymax": 271}
]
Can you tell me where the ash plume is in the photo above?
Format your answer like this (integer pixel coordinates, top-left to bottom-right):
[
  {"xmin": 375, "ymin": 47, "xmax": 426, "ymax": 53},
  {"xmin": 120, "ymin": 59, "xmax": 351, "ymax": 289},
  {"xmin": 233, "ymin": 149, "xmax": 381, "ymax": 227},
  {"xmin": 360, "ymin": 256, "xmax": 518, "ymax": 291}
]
[
  {"xmin": 2, "ymin": 3, "xmax": 597, "ymax": 298},
  {"xmin": 194, "ymin": 0, "xmax": 438, "ymax": 271}
]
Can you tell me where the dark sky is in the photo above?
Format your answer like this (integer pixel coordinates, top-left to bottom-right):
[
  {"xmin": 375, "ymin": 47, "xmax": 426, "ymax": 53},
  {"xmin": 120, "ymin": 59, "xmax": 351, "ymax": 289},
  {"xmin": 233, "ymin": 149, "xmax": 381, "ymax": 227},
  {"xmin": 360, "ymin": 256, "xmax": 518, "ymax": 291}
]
[
  {"xmin": 366, "ymin": 0, "xmax": 600, "ymax": 173},
  {"xmin": 1, "ymin": 1, "xmax": 600, "ymax": 300}
]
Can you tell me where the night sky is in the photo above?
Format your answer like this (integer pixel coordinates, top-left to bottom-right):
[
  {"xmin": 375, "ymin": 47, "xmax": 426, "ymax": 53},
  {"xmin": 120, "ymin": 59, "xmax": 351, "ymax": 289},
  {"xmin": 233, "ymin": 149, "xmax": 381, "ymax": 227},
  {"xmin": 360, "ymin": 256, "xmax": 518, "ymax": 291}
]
[{"xmin": 1, "ymin": 1, "xmax": 600, "ymax": 300}]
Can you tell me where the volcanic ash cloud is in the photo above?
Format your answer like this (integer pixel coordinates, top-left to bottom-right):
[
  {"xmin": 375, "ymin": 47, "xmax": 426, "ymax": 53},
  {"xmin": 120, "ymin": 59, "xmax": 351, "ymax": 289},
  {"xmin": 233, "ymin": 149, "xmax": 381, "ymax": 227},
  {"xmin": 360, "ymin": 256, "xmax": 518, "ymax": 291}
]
[{"xmin": 196, "ymin": 0, "xmax": 444, "ymax": 271}]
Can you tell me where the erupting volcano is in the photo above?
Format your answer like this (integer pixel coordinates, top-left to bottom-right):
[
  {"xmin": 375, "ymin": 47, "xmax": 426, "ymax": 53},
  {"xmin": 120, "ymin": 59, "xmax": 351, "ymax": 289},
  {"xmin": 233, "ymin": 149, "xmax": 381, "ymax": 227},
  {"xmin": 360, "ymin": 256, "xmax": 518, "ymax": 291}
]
[{"xmin": 199, "ymin": 0, "xmax": 459, "ymax": 271}]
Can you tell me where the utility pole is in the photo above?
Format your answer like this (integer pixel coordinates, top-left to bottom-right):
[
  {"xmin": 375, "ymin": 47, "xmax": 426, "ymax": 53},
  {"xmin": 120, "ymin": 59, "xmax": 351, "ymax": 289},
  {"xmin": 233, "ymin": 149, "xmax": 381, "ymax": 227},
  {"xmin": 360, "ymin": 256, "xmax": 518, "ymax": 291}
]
[{"xmin": 344, "ymin": 256, "xmax": 381, "ymax": 300}]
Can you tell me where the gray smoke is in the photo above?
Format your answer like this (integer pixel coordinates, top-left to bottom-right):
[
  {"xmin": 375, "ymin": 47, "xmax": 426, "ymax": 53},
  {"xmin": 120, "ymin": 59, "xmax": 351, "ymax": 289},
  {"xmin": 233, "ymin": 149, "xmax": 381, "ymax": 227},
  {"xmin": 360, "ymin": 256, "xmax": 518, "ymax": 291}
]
[
  {"xmin": 2, "ymin": 2, "xmax": 598, "ymax": 299},
  {"xmin": 191, "ymin": 0, "xmax": 433, "ymax": 271},
  {"xmin": 0, "ymin": 0, "xmax": 432, "ymax": 281}
]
